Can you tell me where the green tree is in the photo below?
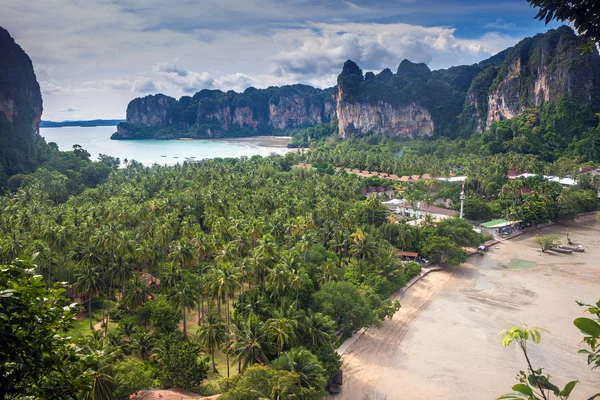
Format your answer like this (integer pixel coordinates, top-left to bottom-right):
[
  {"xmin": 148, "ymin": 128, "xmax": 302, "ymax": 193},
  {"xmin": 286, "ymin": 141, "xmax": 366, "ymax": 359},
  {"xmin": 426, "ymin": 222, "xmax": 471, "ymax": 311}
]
[
  {"xmin": 197, "ymin": 311, "xmax": 228, "ymax": 374},
  {"xmin": 573, "ymin": 299, "xmax": 600, "ymax": 370},
  {"xmin": 421, "ymin": 235, "xmax": 468, "ymax": 267},
  {"xmin": 228, "ymin": 315, "xmax": 273, "ymax": 372},
  {"xmin": 154, "ymin": 338, "xmax": 209, "ymax": 389},
  {"xmin": 121, "ymin": 274, "xmax": 149, "ymax": 312},
  {"xmin": 0, "ymin": 257, "xmax": 103, "ymax": 399},
  {"xmin": 146, "ymin": 295, "xmax": 181, "ymax": 334},
  {"xmin": 267, "ymin": 316, "xmax": 298, "ymax": 358},
  {"xmin": 272, "ymin": 347, "xmax": 327, "ymax": 392},
  {"xmin": 313, "ymin": 281, "xmax": 374, "ymax": 338},
  {"xmin": 110, "ymin": 359, "xmax": 157, "ymax": 400},
  {"xmin": 436, "ymin": 217, "xmax": 483, "ymax": 248},
  {"xmin": 130, "ymin": 330, "xmax": 154, "ymax": 361},
  {"xmin": 76, "ymin": 264, "xmax": 104, "ymax": 330},
  {"xmin": 219, "ymin": 365, "xmax": 322, "ymax": 400}
]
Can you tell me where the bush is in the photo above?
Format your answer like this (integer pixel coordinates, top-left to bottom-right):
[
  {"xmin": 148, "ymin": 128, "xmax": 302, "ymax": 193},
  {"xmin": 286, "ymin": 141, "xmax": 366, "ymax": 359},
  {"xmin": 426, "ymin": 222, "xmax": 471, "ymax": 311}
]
[
  {"xmin": 404, "ymin": 261, "xmax": 422, "ymax": 281},
  {"xmin": 534, "ymin": 234, "xmax": 561, "ymax": 252},
  {"xmin": 111, "ymin": 359, "xmax": 157, "ymax": 400}
]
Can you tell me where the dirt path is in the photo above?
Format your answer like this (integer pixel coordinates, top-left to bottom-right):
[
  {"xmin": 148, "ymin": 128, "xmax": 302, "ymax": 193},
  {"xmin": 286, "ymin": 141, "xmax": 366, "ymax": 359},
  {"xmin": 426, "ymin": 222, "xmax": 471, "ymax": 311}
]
[{"xmin": 332, "ymin": 215, "xmax": 600, "ymax": 400}]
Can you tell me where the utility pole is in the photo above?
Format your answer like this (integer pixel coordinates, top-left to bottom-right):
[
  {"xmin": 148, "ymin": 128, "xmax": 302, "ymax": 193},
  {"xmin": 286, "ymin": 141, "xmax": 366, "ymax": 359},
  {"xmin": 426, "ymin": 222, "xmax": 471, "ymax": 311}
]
[{"xmin": 459, "ymin": 182, "xmax": 465, "ymax": 219}]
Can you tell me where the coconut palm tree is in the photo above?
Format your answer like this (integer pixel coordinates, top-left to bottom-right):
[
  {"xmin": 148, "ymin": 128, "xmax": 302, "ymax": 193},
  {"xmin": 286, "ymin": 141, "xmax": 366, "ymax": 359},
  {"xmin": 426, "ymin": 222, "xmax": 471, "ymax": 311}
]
[
  {"xmin": 228, "ymin": 315, "xmax": 272, "ymax": 372},
  {"xmin": 75, "ymin": 265, "xmax": 103, "ymax": 330},
  {"xmin": 121, "ymin": 274, "xmax": 149, "ymax": 312},
  {"xmin": 197, "ymin": 311, "xmax": 228, "ymax": 374},
  {"xmin": 267, "ymin": 317, "xmax": 297, "ymax": 358},
  {"xmin": 302, "ymin": 310, "xmax": 335, "ymax": 347},
  {"xmin": 169, "ymin": 272, "xmax": 199, "ymax": 340},
  {"xmin": 273, "ymin": 347, "xmax": 326, "ymax": 390},
  {"xmin": 131, "ymin": 330, "xmax": 154, "ymax": 361}
]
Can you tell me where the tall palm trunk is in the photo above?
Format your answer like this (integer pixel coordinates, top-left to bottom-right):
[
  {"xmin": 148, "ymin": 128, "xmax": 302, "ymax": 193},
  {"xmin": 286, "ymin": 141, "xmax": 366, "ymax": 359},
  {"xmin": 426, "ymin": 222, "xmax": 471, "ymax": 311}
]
[
  {"xmin": 198, "ymin": 294, "xmax": 202, "ymax": 326},
  {"xmin": 88, "ymin": 296, "xmax": 93, "ymax": 330},
  {"xmin": 182, "ymin": 307, "xmax": 187, "ymax": 340}
]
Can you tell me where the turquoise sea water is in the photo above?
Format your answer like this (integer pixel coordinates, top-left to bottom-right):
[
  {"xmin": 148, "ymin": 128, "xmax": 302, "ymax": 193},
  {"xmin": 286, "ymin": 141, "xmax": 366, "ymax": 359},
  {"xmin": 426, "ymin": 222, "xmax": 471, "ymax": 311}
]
[{"xmin": 40, "ymin": 126, "xmax": 292, "ymax": 166}]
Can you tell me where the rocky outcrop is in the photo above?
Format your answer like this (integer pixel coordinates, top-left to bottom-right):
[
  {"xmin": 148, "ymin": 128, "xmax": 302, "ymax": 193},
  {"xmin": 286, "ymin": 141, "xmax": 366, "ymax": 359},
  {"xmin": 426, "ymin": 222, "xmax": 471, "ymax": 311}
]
[
  {"xmin": 0, "ymin": 26, "xmax": 44, "ymax": 177},
  {"xmin": 126, "ymin": 94, "xmax": 178, "ymax": 127},
  {"xmin": 336, "ymin": 86, "xmax": 433, "ymax": 138},
  {"xmin": 268, "ymin": 96, "xmax": 335, "ymax": 129},
  {"xmin": 482, "ymin": 26, "xmax": 600, "ymax": 130},
  {"xmin": 114, "ymin": 26, "xmax": 600, "ymax": 141},
  {"xmin": 113, "ymin": 85, "xmax": 336, "ymax": 139}
]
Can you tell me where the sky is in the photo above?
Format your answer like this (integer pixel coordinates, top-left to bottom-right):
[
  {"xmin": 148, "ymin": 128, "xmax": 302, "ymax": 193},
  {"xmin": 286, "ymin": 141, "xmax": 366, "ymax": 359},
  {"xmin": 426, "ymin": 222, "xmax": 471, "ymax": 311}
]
[{"xmin": 2, "ymin": 0, "xmax": 562, "ymax": 120}]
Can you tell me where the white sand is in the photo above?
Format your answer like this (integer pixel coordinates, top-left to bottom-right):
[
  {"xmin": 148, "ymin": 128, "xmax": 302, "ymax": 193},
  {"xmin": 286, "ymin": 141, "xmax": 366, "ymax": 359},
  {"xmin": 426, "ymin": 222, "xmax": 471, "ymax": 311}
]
[{"xmin": 333, "ymin": 214, "xmax": 600, "ymax": 400}]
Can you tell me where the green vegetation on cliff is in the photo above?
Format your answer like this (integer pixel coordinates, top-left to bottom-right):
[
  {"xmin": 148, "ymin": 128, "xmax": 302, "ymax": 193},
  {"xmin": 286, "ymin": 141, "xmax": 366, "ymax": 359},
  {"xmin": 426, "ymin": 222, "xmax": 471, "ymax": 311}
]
[
  {"xmin": 113, "ymin": 85, "xmax": 336, "ymax": 140},
  {"xmin": 0, "ymin": 27, "xmax": 45, "ymax": 184}
]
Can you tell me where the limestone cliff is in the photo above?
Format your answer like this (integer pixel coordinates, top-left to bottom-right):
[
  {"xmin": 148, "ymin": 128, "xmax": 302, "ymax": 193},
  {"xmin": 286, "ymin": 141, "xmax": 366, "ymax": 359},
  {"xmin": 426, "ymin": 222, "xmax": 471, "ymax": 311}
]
[
  {"xmin": 336, "ymin": 86, "xmax": 433, "ymax": 138},
  {"xmin": 113, "ymin": 85, "xmax": 336, "ymax": 139},
  {"xmin": 114, "ymin": 26, "xmax": 600, "ymax": 141},
  {"xmin": 482, "ymin": 26, "xmax": 600, "ymax": 130},
  {"xmin": 0, "ymin": 26, "xmax": 44, "ymax": 177}
]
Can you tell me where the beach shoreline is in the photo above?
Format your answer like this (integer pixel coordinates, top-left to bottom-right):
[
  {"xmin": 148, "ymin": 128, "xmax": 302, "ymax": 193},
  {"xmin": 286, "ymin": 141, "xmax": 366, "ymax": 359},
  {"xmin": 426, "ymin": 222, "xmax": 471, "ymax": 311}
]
[
  {"xmin": 332, "ymin": 213, "xmax": 600, "ymax": 400},
  {"xmin": 178, "ymin": 135, "xmax": 293, "ymax": 148}
]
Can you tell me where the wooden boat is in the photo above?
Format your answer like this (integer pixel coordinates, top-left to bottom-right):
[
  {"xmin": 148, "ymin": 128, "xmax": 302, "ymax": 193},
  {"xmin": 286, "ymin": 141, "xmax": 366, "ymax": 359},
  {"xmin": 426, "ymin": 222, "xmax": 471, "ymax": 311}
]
[
  {"xmin": 550, "ymin": 247, "xmax": 573, "ymax": 254},
  {"xmin": 559, "ymin": 245, "xmax": 585, "ymax": 252}
]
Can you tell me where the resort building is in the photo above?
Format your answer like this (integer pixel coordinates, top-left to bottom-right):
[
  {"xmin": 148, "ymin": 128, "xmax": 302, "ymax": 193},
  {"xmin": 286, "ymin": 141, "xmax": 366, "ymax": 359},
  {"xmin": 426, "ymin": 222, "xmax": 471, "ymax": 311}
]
[
  {"xmin": 479, "ymin": 219, "xmax": 522, "ymax": 237},
  {"xmin": 383, "ymin": 199, "xmax": 458, "ymax": 220},
  {"xmin": 508, "ymin": 173, "xmax": 577, "ymax": 187}
]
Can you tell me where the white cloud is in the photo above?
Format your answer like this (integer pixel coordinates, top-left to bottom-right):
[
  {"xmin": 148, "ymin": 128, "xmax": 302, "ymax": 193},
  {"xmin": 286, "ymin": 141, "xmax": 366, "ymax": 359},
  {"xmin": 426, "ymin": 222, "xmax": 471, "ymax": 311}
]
[
  {"xmin": 268, "ymin": 22, "xmax": 504, "ymax": 84},
  {"xmin": 3, "ymin": 0, "xmax": 542, "ymax": 119},
  {"xmin": 153, "ymin": 59, "xmax": 188, "ymax": 77},
  {"xmin": 485, "ymin": 19, "xmax": 517, "ymax": 30},
  {"xmin": 132, "ymin": 78, "xmax": 160, "ymax": 93},
  {"xmin": 61, "ymin": 107, "xmax": 80, "ymax": 112},
  {"xmin": 39, "ymin": 81, "xmax": 64, "ymax": 95}
]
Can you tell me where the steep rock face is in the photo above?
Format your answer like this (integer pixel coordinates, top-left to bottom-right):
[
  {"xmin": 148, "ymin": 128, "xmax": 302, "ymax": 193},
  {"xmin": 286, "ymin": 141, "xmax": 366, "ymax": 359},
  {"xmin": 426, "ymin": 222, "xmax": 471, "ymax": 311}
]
[
  {"xmin": 484, "ymin": 26, "xmax": 600, "ymax": 129},
  {"xmin": 0, "ymin": 26, "xmax": 43, "ymax": 177},
  {"xmin": 126, "ymin": 94, "xmax": 178, "ymax": 127},
  {"xmin": 268, "ymin": 96, "xmax": 336, "ymax": 129},
  {"xmin": 113, "ymin": 85, "xmax": 336, "ymax": 139},
  {"xmin": 335, "ymin": 59, "xmax": 439, "ymax": 137},
  {"xmin": 336, "ymin": 86, "xmax": 433, "ymax": 138}
]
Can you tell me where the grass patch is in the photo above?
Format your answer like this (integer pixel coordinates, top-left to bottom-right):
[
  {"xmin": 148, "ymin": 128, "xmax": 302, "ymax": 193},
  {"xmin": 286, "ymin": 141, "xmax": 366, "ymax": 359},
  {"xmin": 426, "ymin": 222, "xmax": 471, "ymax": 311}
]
[{"xmin": 206, "ymin": 350, "xmax": 238, "ymax": 381}]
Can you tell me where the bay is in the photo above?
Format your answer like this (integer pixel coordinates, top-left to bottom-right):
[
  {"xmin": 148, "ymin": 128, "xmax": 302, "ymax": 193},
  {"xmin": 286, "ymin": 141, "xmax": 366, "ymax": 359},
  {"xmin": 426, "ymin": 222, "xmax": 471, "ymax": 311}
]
[{"xmin": 40, "ymin": 126, "xmax": 293, "ymax": 166}]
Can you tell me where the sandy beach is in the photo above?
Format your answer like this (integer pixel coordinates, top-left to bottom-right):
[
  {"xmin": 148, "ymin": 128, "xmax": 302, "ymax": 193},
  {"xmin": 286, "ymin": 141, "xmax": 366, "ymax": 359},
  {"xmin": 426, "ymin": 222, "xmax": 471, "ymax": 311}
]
[
  {"xmin": 223, "ymin": 136, "xmax": 293, "ymax": 148},
  {"xmin": 333, "ymin": 214, "xmax": 600, "ymax": 400}
]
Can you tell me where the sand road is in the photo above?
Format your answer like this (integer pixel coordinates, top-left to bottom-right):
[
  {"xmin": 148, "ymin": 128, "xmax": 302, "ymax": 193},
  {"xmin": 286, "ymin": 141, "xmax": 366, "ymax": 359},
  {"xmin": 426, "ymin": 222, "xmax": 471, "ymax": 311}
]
[{"xmin": 332, "ymin": 214, "xmax": 600, "ymax": 400}]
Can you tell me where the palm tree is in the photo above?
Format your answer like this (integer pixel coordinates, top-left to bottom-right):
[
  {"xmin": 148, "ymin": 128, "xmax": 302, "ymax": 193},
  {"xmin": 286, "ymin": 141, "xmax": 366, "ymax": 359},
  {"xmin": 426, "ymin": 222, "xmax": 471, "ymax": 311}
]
[
  {"xmin": 273, "ymin": 347, "xmax": 326, "ymax": 390},
  {"xmin": 197, "ymin": 311, "xmax": 228, "ymax": 374},
  {"xmin": 396, "ymin": 222, "xmax": 415, "ymax": 252},
  {"xmin": 80, "ymin": 367, "xmax": 114, "ymax": 400},
  {"xmin": 316, "ymin": 260, "xmax": 343, "ymax": 286},
  {"xmin": 228, "ymin": 315, "xmax": 272, "ymax": 372},
  {"xmin": 75, "ymin": 265, "xmax": 103, "ymax": 330},
  {"xmin": 302, "ymin": 310, "xmax": 335, "ymax": 347},
  {"xmin": 266, "ymin": 264, "xmax": 290, "ymax": 302},
  {"xmin": 121, "ymin": 274, "xmax": 149, "ymax": 312},
  {"xmin": 267, "ymin": 317, "xmax": 297, "ymax": 358},
  {"xmin": 169, "ymin": 272, "xmax": 199, "ymax": 340},
  {"xmin": 365, "ymin": 195, "xmax": 383, "ymax": 226},
  {"xmin": 207, "ymin": 263, "xmax": 240, "ymax": 325},
  {"xmin": 131, "ymin": 330, "xmax": 154, "ymax": 361}
]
